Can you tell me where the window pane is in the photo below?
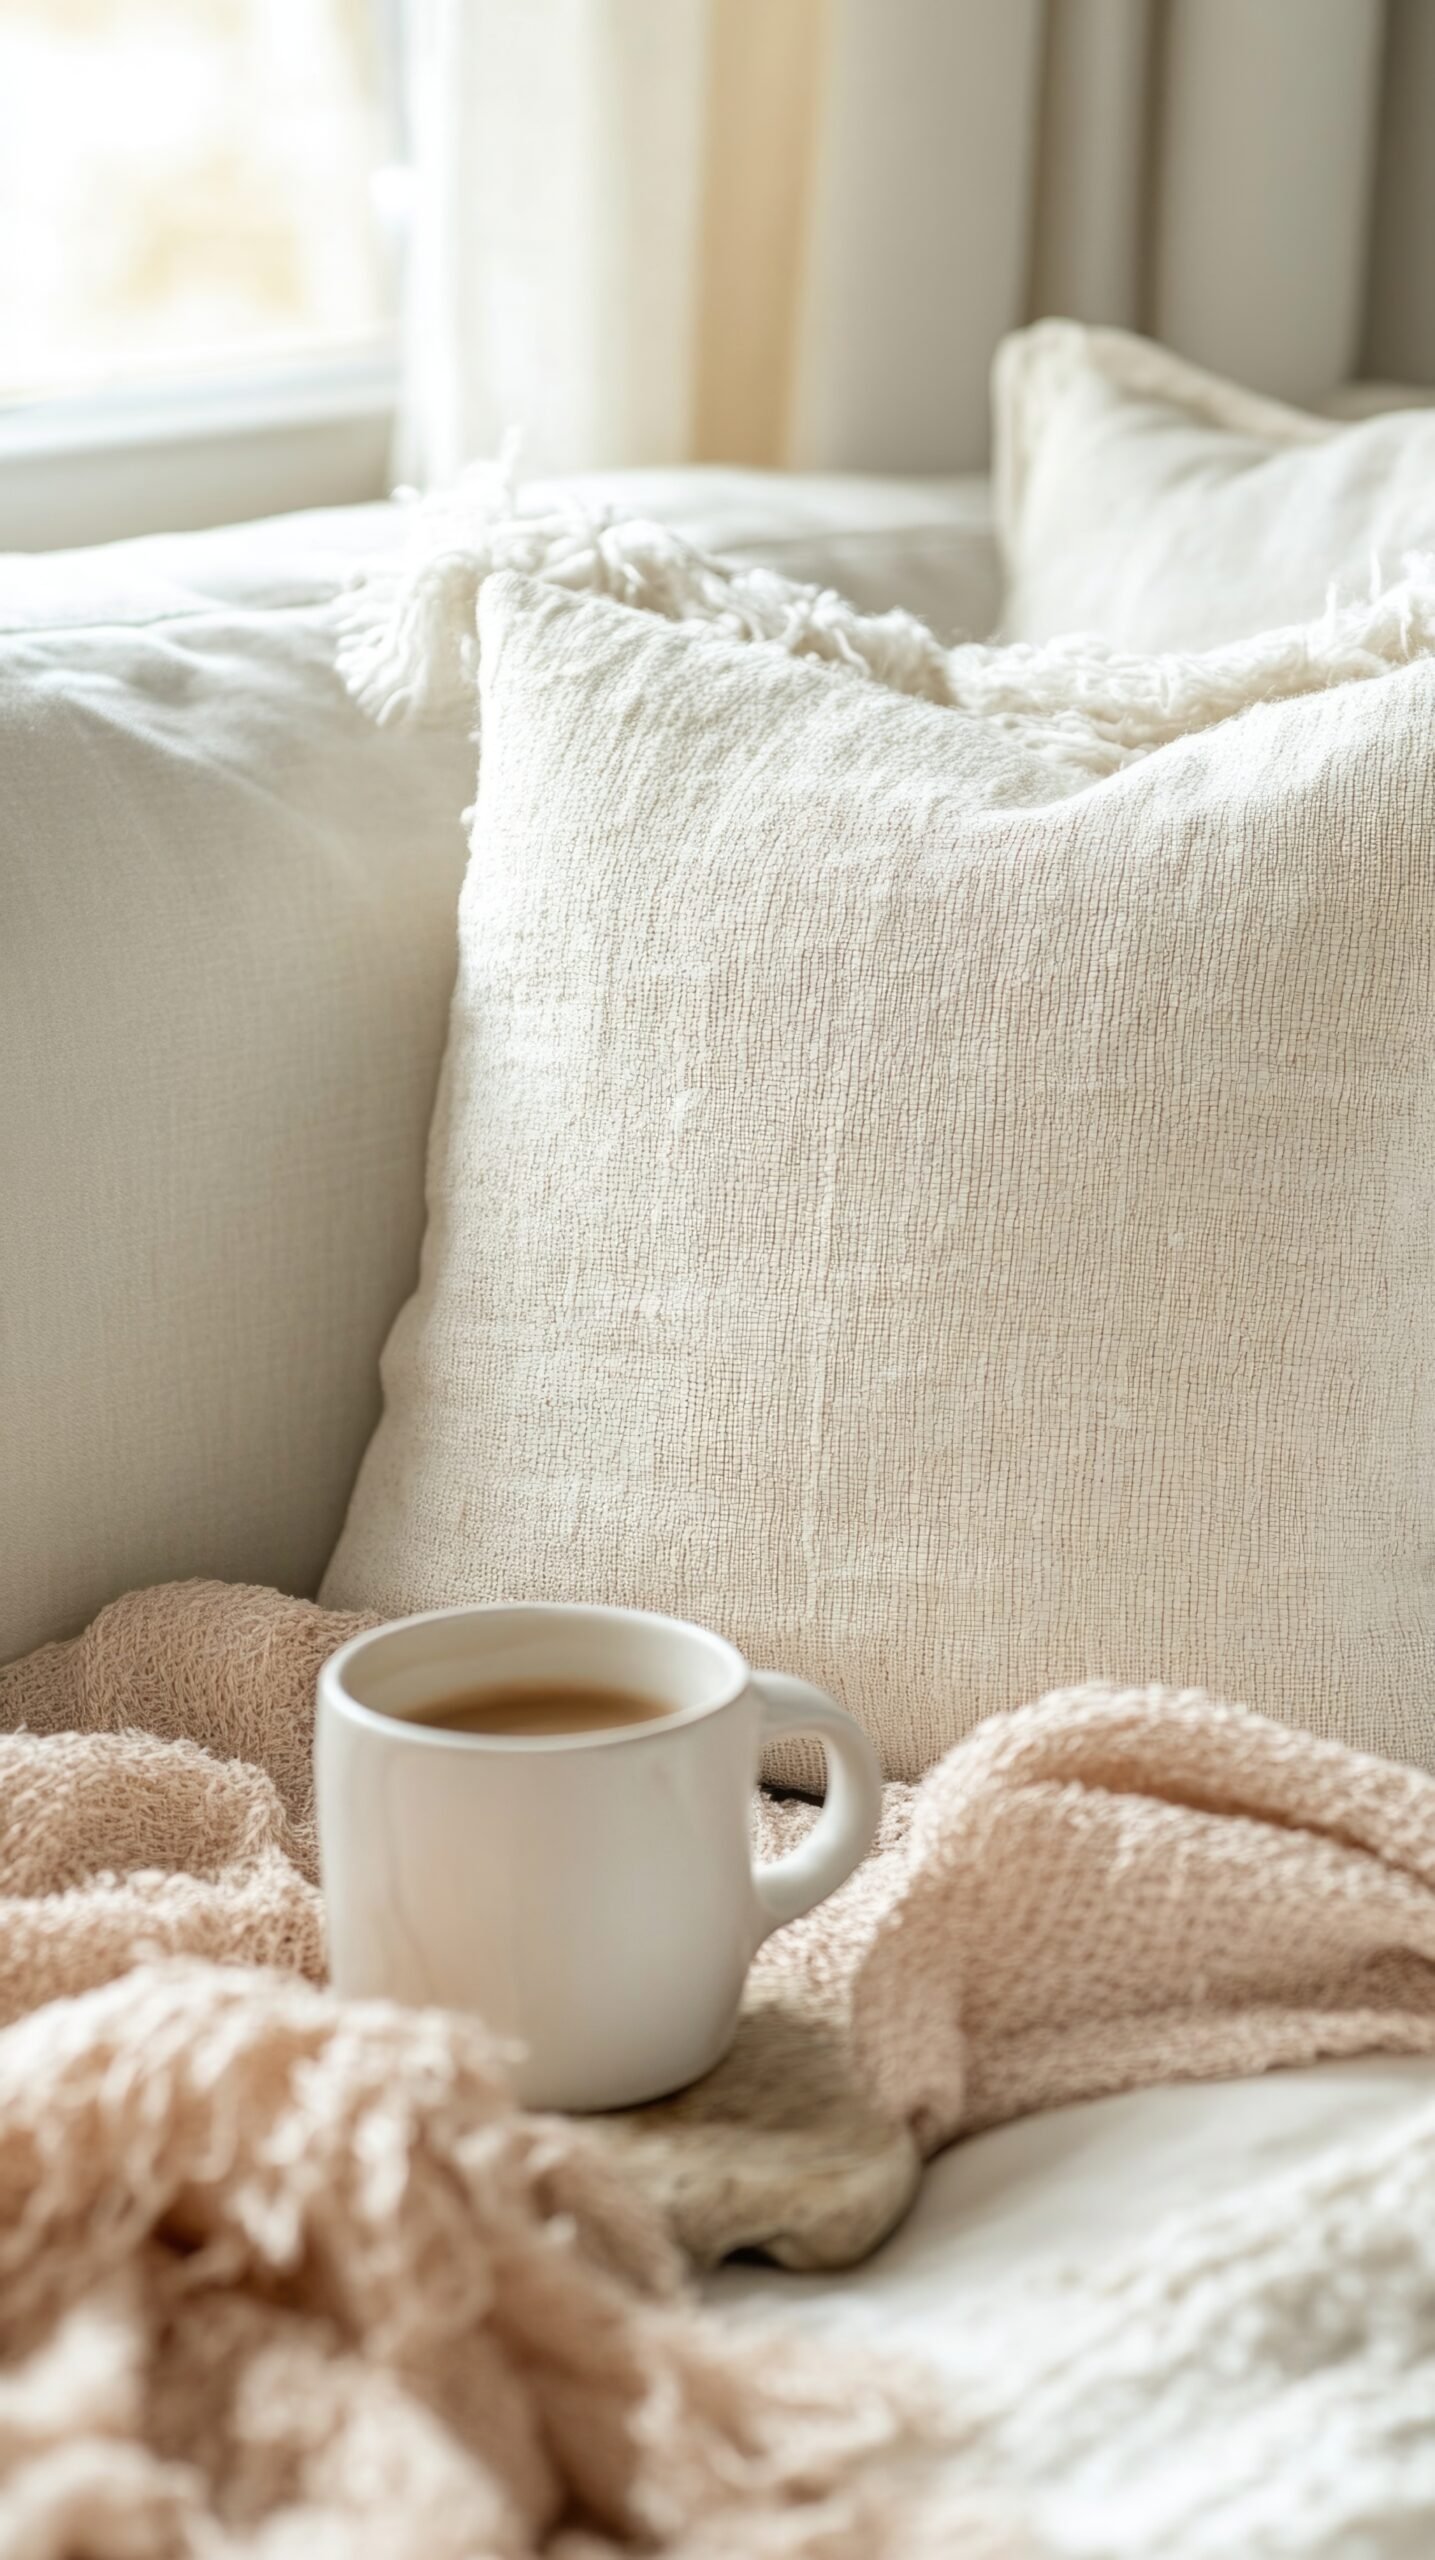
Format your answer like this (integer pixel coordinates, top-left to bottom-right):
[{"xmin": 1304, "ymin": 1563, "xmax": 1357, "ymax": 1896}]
[{"xmin": 0, "ymin": 0, "xmax": 393, "ymax": 402}]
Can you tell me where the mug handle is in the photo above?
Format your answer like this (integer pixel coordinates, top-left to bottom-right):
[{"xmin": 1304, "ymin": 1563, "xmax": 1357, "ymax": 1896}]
[{"xmin": 750, "ymin": 1671, "xmax": 884, "ymax": 1934}]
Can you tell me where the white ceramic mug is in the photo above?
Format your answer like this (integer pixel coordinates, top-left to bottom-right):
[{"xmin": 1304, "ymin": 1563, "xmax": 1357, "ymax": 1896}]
[{"xmin": 315, "ymin": 1602, "xmax": 883, "ymax": 2111}]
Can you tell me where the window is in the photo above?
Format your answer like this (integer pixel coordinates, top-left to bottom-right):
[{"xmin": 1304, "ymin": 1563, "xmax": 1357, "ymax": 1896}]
[{"xmin": 0, "ymin": 0, "xmax": 403, "ymax": 548}]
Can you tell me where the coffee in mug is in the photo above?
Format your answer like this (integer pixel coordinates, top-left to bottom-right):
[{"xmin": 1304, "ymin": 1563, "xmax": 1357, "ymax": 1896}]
[
  {"xmin": 409, "ymin": 1680, "xmax": 672, "ymax": 1738},
  {"xmin": 316, "ymin": 1602, "xmax": 882, "ymax": 2111}
]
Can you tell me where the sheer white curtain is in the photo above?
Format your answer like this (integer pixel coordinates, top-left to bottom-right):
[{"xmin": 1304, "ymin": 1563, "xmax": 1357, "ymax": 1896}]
[{"xmin": 397, "ymin": 0, "xmax": 1435, "ymax": 485}]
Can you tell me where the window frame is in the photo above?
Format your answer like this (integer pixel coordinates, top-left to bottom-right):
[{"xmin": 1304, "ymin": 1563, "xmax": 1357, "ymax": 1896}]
[
  {"xmin": 0, "ymin": 0, "xmax": 407, "ymax": 552},
  {"xmin": 0, "ymin": 343, "xmax": 399, "ymax": 552}
]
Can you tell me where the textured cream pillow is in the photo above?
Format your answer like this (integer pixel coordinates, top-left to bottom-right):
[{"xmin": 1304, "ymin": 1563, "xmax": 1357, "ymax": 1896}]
[
  {"xmin": 0, "ymin": 507, "xmax": 477, "ymax": 1666},
  {"xmin": 324, "ymin": 570, "xmax": 1435, "ymax": 1777},
  {"xmin": 996, "ymin": 321, "xmax": 1435, "ymax": 652}
]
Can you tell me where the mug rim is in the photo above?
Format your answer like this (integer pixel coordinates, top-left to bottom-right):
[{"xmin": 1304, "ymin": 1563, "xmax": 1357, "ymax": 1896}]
[{"xmin": 319, "ymin": 1600, "xmax": 751, "ymax": 1754}]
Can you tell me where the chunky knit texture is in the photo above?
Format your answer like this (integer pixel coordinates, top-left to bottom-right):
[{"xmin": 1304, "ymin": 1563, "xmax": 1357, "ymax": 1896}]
[{"xmin": 5, "ymin": 1581, "xmax": 1435, "ymax": 2549}]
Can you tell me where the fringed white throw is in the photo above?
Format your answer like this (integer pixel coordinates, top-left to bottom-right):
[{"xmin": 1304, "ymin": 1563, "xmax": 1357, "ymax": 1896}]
[{"xmin": 336, "ymin": 459, "xmax": 1435, "ymax": 779}]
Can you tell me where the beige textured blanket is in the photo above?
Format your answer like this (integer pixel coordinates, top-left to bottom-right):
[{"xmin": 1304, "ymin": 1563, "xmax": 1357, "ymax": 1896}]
[{"xmin": 5, "ymin": 1580, "xmax": 1435, "ymax": 2555}]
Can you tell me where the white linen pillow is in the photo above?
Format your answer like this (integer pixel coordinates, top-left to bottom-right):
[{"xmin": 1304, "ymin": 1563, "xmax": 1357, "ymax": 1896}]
[
  {"xmin": 1, "ymin": 472, "xmax": 998, "ymax": 1669},
  {"xmin": 996, "ymin": 321, "xmax": 1435, "ymax": 652},
  {"xmin": 323, "ymin": 570, "xmax": 1435, "ymax": 1778},
  {"xmin": 0, "ymin": 509, "xmax": 477, "ymax": 1665}
]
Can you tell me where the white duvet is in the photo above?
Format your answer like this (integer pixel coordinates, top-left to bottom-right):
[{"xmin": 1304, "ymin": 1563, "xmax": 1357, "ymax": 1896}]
[{"xmin": 712, "ymin": 2057, "xmax": 1435, "ymax": 2556}]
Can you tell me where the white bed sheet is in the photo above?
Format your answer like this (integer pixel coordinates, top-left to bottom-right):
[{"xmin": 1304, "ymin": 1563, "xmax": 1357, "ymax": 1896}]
[{"xmin": 707, "ymin": 2054, "xmax": 1435, "ymax": 2384}]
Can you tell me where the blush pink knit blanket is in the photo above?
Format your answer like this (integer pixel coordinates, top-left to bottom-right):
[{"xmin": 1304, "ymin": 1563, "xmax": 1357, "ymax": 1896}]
[{"xmin": 4, "ymin": 1578, "xmax": 1435, "ymax": 2556}]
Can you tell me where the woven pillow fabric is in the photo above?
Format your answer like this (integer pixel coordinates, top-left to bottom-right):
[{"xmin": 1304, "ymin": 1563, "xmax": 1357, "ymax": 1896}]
[{"xmin": 324, "ymin": 569, "xmax": 1435, "ymax": 1778}]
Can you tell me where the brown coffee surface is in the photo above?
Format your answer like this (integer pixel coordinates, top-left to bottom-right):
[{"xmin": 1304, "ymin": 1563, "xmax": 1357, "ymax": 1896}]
[{"xmin": 409, "ymin": 1680, "xmax": 674, "ymax": 1737}]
